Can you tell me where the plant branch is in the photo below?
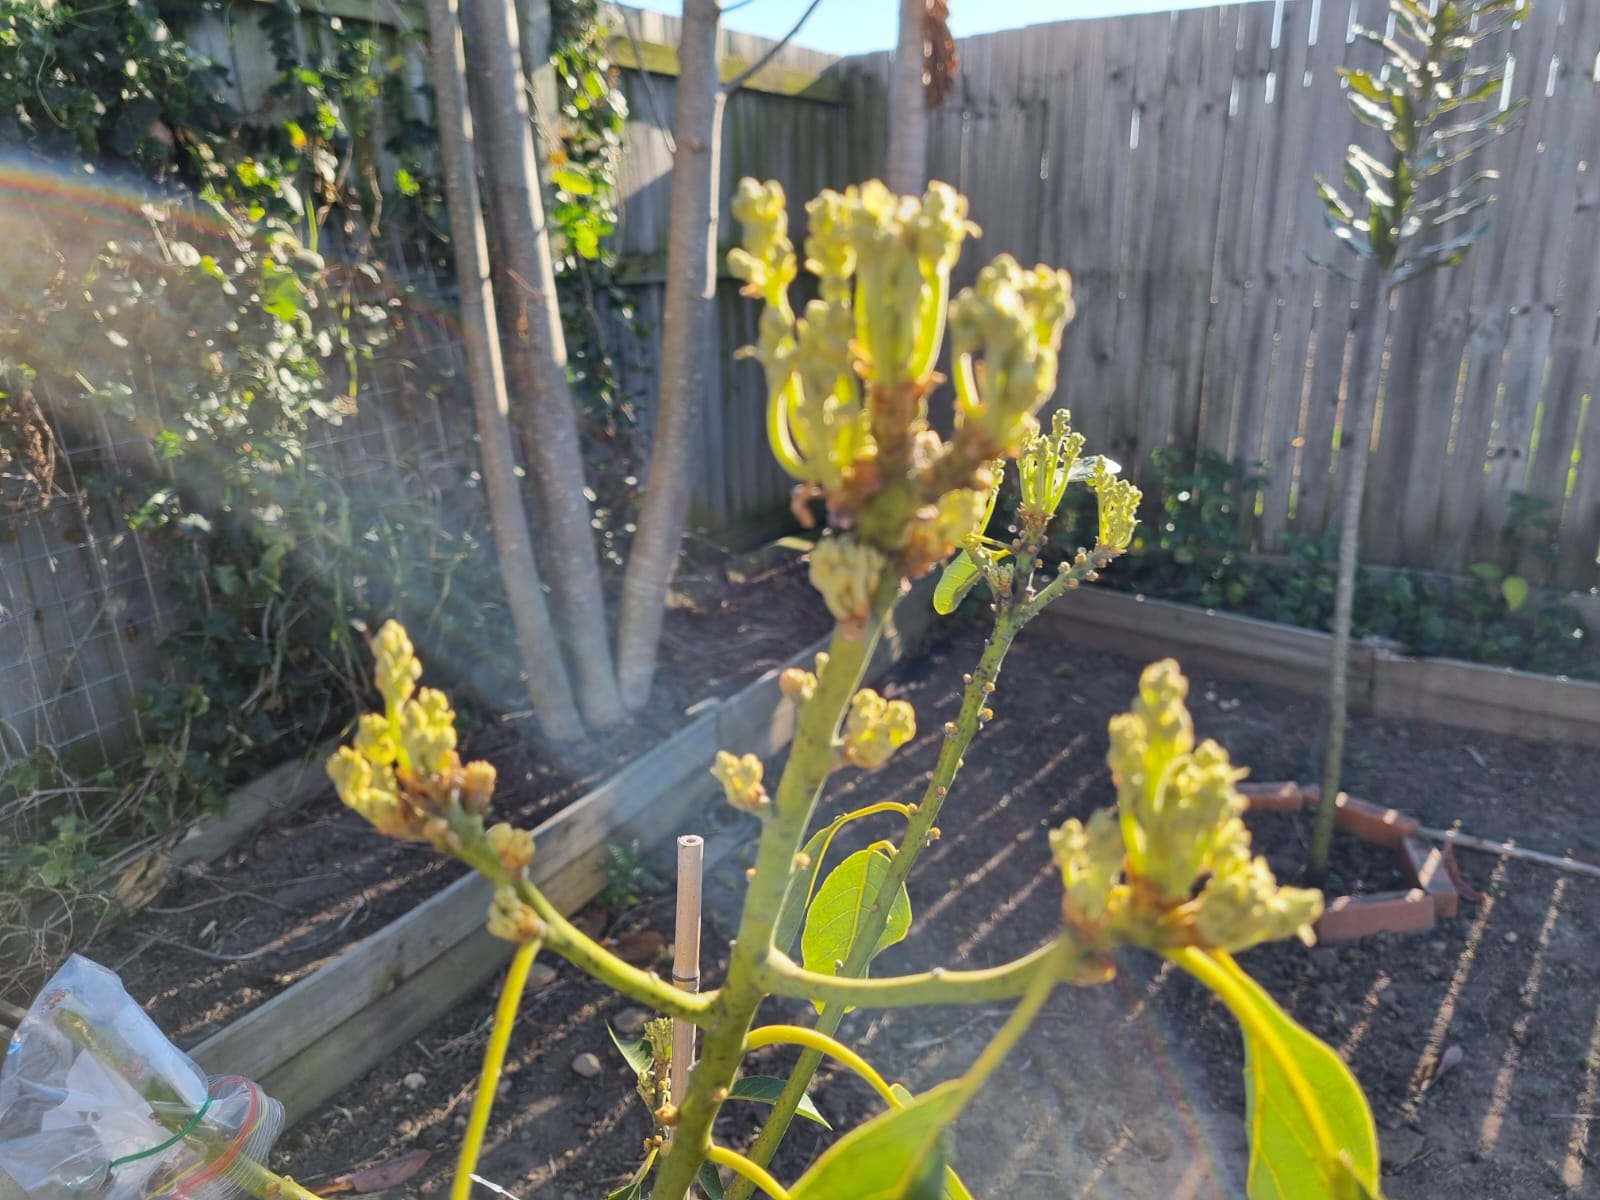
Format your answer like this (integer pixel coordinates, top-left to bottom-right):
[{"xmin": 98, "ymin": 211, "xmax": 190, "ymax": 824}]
[
  {"xmin": 744, "ymin": 1024, "xmax": 900, "ymax": 1108},
  {"xmin": 755, "ymin": 938, "xmax": 1073, "ymax": 1009},
  {"xmin": 707, "ymin": 1144, "xmax": 792, "ymax": 1200},
  {"xmin": 451, "ymin": 939, "xmax": 541, "ymax": 1200},
  {"xmin": 722, "ymin": 0, "xmax": 824, "ymax": 94},
  {"xmin": 1022, "ymin": 544, "xmax": 1121, "ymax": 618},
  {"xmin": 953, "ymin": 938, "xmax": 1069, "ymax": 1103},
  {"xmin": 650, "ymin": 575, "xmax": 901, "ymax": 1200}
]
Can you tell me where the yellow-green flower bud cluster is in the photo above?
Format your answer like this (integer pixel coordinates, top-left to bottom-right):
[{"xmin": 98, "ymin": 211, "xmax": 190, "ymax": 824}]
[
  {"xmin": 327, "ymin": 621, "xmax": 511, "ymax": 859},
  {"xmin": 1051, "ymin": 661, "xmax": 1323, "ymax": 956},
  {"xmin": 1018, "ymin": 409, "xmax": 1085, "ymax": 519},
  {"xmin": 487, "ymin": 886, "xmax": 545, "ymax": 944},
  {"xmin": 808, "ymin": 536, "xmax": 888, "ymax": 630},
  {"xmin": 1090, "ymin": 459, "xmax": 1141, "ymax": 552},
  {"xmin": 779, "ymin": 666, "xmax": 818, "ymax": 703},
  {"xmin": 841, "ymin": 689, "xmax": 916, "ymax": 769},
  {"xmin": 950, "ymin": 256, "xmax": 1076, "ymax": 455},
  {"xmin": 487, "ymin": 822, "xmax": 536, "ymax": 875},
  {"xmin": 711, "ymin": 750, "xmax": 769, "ymax": 814}
]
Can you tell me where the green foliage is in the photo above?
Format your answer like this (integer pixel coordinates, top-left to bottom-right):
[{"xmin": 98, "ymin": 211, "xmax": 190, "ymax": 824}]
[
  {"xmin": 1060, "ymin": 448, "xmax": 1594, "ymax": 679},
  {"xmin": 600, "ymin": 839, "xmax": 665, "ymax": 910},
  {"xmin": 547, "ymin": 0, "xmax": 642, "ymax": 568},
  {"xmin": 1316, "ymin": 0, "xmax": 1527, "ymax": 282},
  {"xmin": 800, "ymin": 847, "xmax": 912, "ymax": 1002},
  {"xmin": 786, "ymin": 1081, "xmax": 961, "ymax": 1200},
  {"xmin": 726, "ymin": 1077, "xmax": 831, "ymax": 1128}
]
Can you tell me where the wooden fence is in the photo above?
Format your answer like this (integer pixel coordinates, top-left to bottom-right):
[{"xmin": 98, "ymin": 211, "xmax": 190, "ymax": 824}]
[{"xmin": 843, "ymin": 0, "xmax": 1600, "ymax": 591}]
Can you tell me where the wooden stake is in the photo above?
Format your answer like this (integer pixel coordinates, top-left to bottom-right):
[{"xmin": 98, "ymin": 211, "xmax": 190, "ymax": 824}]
[
  {"xmin": 1417, "ymin": 826, "xmax": 1600, "ymax": 882},
  {"xmin": 671, "ymin": 834, "xmax": 704, "ymax": 1108}
]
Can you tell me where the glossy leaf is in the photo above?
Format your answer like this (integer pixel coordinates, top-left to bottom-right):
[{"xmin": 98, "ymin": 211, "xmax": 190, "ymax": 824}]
[
  {"xmin": 889, "ymin": 1085, "xmax": 976, "ymax": 1200},
  {"xmin": 606, "ymin": 1148, "xmax": 657, "ymax": 1200},
  {"xmin": 696, "ymin": 1162, "xmax": 727, "ymax": 1200},
  {"xmin": 1220, "ymin": 958, "xmax": 1382, "ymax": 1199},
  {"xmin": 801, "ymin": 848, "xmax": 912, "ymax": 1007},
  {"xmin": 607, "ymin": 1025, "xmax": 653, "ymax": 1077},
  {"xmin": 775, "ymin": 817, "xmax": 854, "ymax": 955},
  {"xmin": 934, "ymin": 550, "xmax": 984, "ymax": 615},
  {"xmin": 728, "ymin": 1075, "xmax": 832, "ymax": 1128},
  {"xmin": 1501, "ymin": 575, "xmax": 1529, "ymax": 613},
  {"xmin": 788, "ymin": 1080, "xmax": 964, "ymax": 1200}
]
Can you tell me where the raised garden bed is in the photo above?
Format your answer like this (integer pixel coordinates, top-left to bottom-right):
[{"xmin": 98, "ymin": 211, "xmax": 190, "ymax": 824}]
[
  {"xmin": 261, "ymin": 614, "xmax": 1600, "ymax": 1199},
  {"xmin": 76, "ymin": 575, "xmax": 937, "ymax": 1126},
  {"xmin": 1035, "ymin": 587, "xmax": 1600, "ymax": 744}
]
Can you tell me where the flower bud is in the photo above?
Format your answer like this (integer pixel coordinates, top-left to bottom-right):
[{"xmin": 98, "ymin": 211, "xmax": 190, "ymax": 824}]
[
  {"xmin": 711, "ymin": 750, "xmax": 769, "ymax": 813},
  {"xmin": 460, "ymin": 759, "xmax": 497, "ymax": 814},
  {"xmin": 374, "ymin": 619, "xmax": 422, "ymax": 709},
  {"xmin": 1090, "ymin": 459, "xmax": 1141, "ymax": 552},
  {"xmin": 487, "ymin": 886, "xmax": 545, "ymax": 943},
  {"xmin": 487, "ymin": 822, "xmax": 536, "ymax": 874},
  {"xmin": 399, "ymin": 687, "xmax": 458, "ymax": 776},
  {"xmin": 841, "ymin": 689, "xmax": 916, "ymax": 769},
  {"xmin": 808, "ymin": 536, "xmax": 888, "ymax": 629},
  {"xmin": 779, "ymin": 667, "xmax": 818, "ymax": 702}
]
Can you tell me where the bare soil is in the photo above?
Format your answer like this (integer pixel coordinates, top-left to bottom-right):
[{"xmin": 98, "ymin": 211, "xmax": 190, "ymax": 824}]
[
  {"xmin": 81, "ymin": 552, "xmax": 830, "ymax": 1047},
  {"xmin": 113, "ymin": 613, "xmax": 1600, "ymax": 1198}
]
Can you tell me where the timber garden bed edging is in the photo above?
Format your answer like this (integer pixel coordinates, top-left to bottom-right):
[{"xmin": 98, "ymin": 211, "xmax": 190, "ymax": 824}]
[
  {"xmin": 1033, "ymin": 588, "xmax": 1600, "ymax": 745},
  {"xmin": 186, "ymin": 580, "xmax": 938, "ymax": 1125}
]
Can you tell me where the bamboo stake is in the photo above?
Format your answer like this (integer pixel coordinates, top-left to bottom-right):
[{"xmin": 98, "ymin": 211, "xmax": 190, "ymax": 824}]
[
  {"xmin": 1417, "ymin": 826, "xmax": 1600, "ymax": 882},
  {"xmin": 671, "ymin": 835, "xmax": 704, "ymax": 1107}
]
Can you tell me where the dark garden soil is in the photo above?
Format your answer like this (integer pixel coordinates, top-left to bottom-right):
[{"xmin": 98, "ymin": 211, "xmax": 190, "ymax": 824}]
[
  {"xmin": 125, "ymin": 613, "xmax": 1600, "ymax": 1198},
  {"xmin": 81, "ymin": 551, "xmax": 831, "ymax": 1048}
]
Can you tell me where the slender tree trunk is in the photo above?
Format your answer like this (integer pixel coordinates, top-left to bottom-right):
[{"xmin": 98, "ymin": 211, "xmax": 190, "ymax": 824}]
[
  {"xmin": 459, "ymin": 0, "xmax": 627, "ymax": 731},
  {"xmin": 1308, "ymin": 265, "xmax": 1391, "ymax": 883},
  {"xmin": 423, "ymin": 0, "xmax": 585, "ymax": 743},
  {"xmin": 887, "ymin": 0, "xmax": 928, "ymax": 194},
  {"xmin": 612, "ymin": 0, "xmax": 725, "ymax": 711}
]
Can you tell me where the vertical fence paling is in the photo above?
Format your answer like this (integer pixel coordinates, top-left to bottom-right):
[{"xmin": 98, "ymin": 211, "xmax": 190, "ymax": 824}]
[{"xmin": 864, "ymin": 0, "xmax": 1599, "ymax": 592}]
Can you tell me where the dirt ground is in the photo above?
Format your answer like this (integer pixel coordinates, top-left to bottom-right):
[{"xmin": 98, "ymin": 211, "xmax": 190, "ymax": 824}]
[
  {"xmin": 234, "ymin": 614, "xmax": 1600, "ymax": 1200},
  {"xmin": 81, "ymin": 552, "xmax": 830, "ymax": 1046}
]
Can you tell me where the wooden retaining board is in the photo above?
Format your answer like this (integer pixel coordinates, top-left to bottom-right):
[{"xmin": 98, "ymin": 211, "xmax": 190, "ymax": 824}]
[
  {"xmin": 1036, "ymin": 588, "xmax": 1600, "ymax": 745},
  {"xmin": 192, "ymin": 580, "xmax": 938, "ymax": 1123}
]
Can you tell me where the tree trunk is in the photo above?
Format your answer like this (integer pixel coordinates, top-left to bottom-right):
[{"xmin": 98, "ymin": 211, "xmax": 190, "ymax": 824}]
[
  {"xmin": 612, "ymin": 0, "xmax": 725, "ymax": 712},
  {"xmin": 459, "ymin": 0, "xmax": 627, "ymax": 732},
  {"xmin": 423, "ymin": 0, "xmax": 585, "ymax": 744},
  {"xmin": 1308, "ymin": 265, "xmax": 1391, "ymax": 883},
  {"xmin": 887, "ymin": 0, "xmax": 929, "ymax": 194}
]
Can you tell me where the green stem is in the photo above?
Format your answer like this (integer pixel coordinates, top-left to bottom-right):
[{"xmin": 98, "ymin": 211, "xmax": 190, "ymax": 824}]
[
  {"xmin": 951, "ymin": 938, "xmax": 1067, "ymax": 1104},
  {"xmin": 729, "ymin": 598, "xmax": 1024, "ymax": 1197},
  {"xmin": 1020, "ymin": 543, "xmax": 1119, "ymax": 619},
  {"xmin": 707, "ymin": 1144, "xmax": 792, "ymax": 1200},
  {"xmin": 452, "ymin": 939, "xmax": 541, "ymax": 1200},
  {"xmin": 448, "ymin": 816, "xmax": 714, "ymax": 1025},
  {"xmin": 744, "ymin": 1024, "xmax": 901, "ymax": 1109},
  {"xmin": 650, "ymin": 578, "xmax": 901, "ymax": 1200},
  {"xmin": 755, "ymin": 938, "xmax": 1070, "ymax": 1010}
]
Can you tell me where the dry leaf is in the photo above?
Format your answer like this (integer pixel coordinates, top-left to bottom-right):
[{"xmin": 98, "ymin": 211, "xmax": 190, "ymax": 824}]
[
  {"xmin": 323, "ymin": 1149, "xmax": 431, "ymax": 1194},
  {"xmin": 613, "ymin": 929, "xmax": 666, "ymax": 965}
]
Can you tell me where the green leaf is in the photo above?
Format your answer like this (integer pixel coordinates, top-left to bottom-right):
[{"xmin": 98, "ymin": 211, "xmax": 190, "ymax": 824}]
[
  {"xmin": 889, "ymin": 1086, "xmax": 976, "ymax": 1200},
  {"xmin": 606, "ymin": 1148, "xmax": 657, "ymax": 1200},
  {"xmin": 696, "ymin": 1162, "xmax": 727, "ymax": 1200},
  {"xmin": 608, "ymin": 1025, "xmax": 653, "ymax": 1077},
  {"xmin": 776, "ymin": 821, "xmax": 844, "ymax": 955},
  {"xmin": 1468, "ymin": 561, "xmax": 1504, "ymax": 584},
  {"xmin": 934, "ymin": 550, "xmax": 983, "ymax": 615},
  {"xmin": 1501, "ymin": 575, "xmax": 1529, "ymax": 613},
  {"xmin": 552, "ymin": 164, "xmax": 596, "ymax": 195},
  {"xmin": 801, "ymin": 848, "xmax": 912, "ymax": 1008},
  {"xmin": 788, "ymin": 1080, "xmax": 964, "ymax": 1200},
  {"xmin": 1211, "ymin": 957, "xmax": 1381, "ymax": 1199},
  {"xmin": 727, "ymin": 1075, "xmax": 831, "ymax": 1128}
]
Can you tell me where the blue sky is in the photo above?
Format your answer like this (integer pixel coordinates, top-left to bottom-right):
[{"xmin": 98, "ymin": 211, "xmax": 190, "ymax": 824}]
[{"xmin": 629, "ymin": 0, "xmax": 1255, "ymax": 56}]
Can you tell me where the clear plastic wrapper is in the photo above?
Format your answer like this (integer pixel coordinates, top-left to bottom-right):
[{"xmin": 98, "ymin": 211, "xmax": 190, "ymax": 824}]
[{"xmin": 0, "ymin": 956, "xmax": 284, "ymax": 1199}]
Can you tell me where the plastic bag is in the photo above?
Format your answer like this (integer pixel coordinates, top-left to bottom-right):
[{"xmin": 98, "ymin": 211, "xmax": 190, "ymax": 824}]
[{"xmin": 0, "ymin": 956, "xmax": 284, "ymax": 1199}]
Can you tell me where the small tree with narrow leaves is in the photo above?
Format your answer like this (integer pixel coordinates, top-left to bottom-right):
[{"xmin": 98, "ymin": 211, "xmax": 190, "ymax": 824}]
[{"xmin": 1307, "ymin": 0, "xmax": 1525, "ymax": 883}]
